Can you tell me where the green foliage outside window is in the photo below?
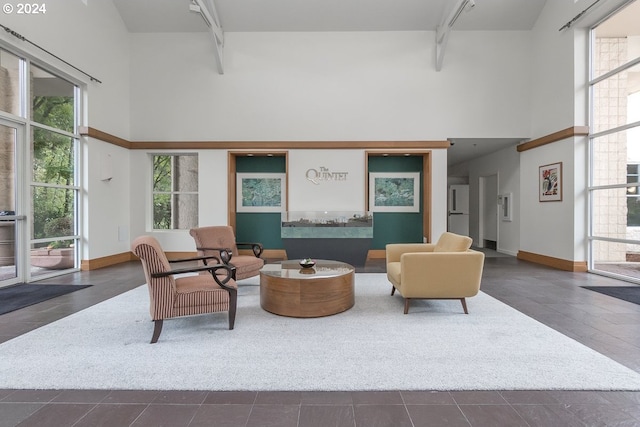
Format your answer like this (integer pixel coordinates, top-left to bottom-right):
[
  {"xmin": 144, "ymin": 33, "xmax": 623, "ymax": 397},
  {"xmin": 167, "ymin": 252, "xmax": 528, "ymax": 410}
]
[
  {"xmin": 31, "ymin": 95, "xmax": 76, "ymax": 242},
  {"xmin": 152, "ymin": 155, "xmax": 198, "ymax": 230},
  {"xmin": 33, "ymin": 96, "xmax": 74, "ymax": 133},
  {"xmin": 153, "ymin": 194, "xmax": 171, "ymax": 230},
  {"xmin": 153, "ymin": 156, "xmax": 171, "ymax": 229}
]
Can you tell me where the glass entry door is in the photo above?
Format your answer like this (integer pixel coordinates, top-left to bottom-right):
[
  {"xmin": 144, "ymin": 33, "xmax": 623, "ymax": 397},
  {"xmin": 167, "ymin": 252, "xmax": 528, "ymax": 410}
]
[{"xmin": 0, "ymin": 119, "xmax": 25, "ymax": 287}]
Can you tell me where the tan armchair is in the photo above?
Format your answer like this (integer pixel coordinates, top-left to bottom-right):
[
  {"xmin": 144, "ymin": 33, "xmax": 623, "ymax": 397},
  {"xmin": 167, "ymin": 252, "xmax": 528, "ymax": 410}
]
[
  {"xmin": 189, "ymin": 226, "xmax": 265, "ymax": 280},
  {"xmin": 132, "ymin": 235, "xmax": 237, "ymax": 343},
  {"xmin": 386, "ymin": 232, "xmax": 485, "ymax": 314}
]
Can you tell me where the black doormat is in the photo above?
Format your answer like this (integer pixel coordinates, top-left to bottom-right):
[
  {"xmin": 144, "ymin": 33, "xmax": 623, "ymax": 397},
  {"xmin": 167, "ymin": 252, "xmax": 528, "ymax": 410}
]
[
  {"xmin": 0, "ymin": 284, "xmax": 92, "ymax": 315},
  {"xmin": 581, "ymin": 286, "xmax": 640, "ymax": 306}
]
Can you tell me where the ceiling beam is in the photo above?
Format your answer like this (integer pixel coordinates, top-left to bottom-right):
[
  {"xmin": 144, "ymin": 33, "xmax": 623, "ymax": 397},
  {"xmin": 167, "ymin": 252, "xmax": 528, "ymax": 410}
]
[
  {"xmin": 191, "ymin": 0, "xmax": 224, "ymax": 74},
  {"xmin": 435, "ymin": 0, "xmax": 475, "ymax": 71}
]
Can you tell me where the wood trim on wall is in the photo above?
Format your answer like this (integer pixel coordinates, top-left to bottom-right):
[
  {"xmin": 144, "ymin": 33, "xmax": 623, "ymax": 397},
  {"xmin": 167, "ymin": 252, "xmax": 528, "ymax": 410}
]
[
  {"xmin": 80, "ymin": 252, "xmax": 135, "ymax": 271},
  {"xmin": 423, "ymin": 154, "xmax": 432, "ymax": 243},
  {"xmin": 79, "ymin": 128, "xmax": 448, "ymax": 151},
  {"xmin": 367, "ymin": 249, "xmax": 387, "ymax": 259},
  {"xmin": 79, "ymin": 127, "xmax": 131, "ymax": 149},
  {"xmin": 239, "ymin": 249, "xmax": 287, "ymax": 260},
  {"xmin": 365, "ymin": 150, "xmax": 435, "ymax": 243},
  {"xmin": 227, "ymin": 153, "xmax": 237, "ymax": 230},
  {"xmin": 132, "ymin": 140, "xmax": 450, "ymax": 150},
  {"xmin": 516, "ymin": 126, "xmax": 589, "ymax": 152},
  {"xmin": 517, "ymin": 250, "xmax": 588, "ymax": 272},
  {"xmin": 81, "ymin": 251, "xmax": 199, "ymax": 271}
]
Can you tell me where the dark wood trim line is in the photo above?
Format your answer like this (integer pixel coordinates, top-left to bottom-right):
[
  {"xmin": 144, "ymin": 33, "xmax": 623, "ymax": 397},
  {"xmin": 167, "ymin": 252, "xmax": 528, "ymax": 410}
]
[
  {"xmin": 79, "ymin": 127, "xmax": 131, "ymax": 149},
  {"xmin": 227, "ymin": 153, "xmax": 237, "ymax": 230},
  {"xmin": 82, "ymin": 251, "xmax": 199, "ymax": 270},
  {"xmin": 81, "ymin": 252, "xmax": 135, "ymax": 270},
  {"xmin": 517, "ymin": 250, "xmax": 587, "ymax": 272},
  {"xmin": 423, "ymin": 154, "xmax": 432, "ymax": 243},
  {"xmin": 367, "ymin": 249, "xmax": 386, "ymax": 259},
  {"xmin": 132, "ymin": 140, "xmax": 450, "ymax": 150},
  {"xmin": 517, "ymin": 126, "xmax": 589, "ymax": 153},
  {"xmin": 78, "ymin": 128, "xmax": 449, "ymax": 150},
  {"xmin": 239, "ymin": 249, "xmax": 287, "ymax": 260}
]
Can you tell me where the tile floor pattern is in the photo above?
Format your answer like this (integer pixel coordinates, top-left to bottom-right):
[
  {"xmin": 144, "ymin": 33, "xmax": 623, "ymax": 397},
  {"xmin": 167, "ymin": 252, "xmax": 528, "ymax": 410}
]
[{"xmin": 1, "ymin": 256, "xmax": 640, "ymax": 426}]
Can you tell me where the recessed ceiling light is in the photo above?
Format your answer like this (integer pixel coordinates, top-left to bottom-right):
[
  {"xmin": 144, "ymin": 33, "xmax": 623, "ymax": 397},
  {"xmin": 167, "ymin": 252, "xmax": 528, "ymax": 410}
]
[{"xmin": 247, "ymin": 153, "xmax": 254, "ymax": 157}]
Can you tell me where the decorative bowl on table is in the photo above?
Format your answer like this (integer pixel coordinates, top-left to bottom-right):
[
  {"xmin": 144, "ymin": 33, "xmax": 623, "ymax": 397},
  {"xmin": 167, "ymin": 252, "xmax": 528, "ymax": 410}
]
[{"xmin": 299, "ymin": 258, "xmax": 316, "ymax": 268}]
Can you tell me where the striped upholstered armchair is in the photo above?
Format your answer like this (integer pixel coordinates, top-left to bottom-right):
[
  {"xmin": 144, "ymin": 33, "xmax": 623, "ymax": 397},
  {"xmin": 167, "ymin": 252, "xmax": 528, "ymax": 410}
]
[{"xmin": 132, "ymin": 235, "xmax": 237, "ymax": 343}]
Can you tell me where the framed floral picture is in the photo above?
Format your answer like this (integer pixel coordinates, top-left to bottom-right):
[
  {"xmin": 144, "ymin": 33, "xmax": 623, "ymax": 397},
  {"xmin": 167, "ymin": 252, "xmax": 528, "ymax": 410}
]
[
  {"xmin": 369, "ymin": 172, "xmax": 420, "ymax": 212},
  {"xmin": 539, "ymin": 162, "xmax": 562, "ymax": 202},
  {"xmin": 236, "ymin": 173, "xmax": 286, "ymax": 212}
]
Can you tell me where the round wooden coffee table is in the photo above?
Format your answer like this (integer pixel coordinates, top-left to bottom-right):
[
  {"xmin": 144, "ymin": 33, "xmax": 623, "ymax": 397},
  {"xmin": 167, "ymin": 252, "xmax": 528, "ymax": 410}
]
[{"xmin": 260, "ymin": 259, "xmax": 355, "ymax": 318}]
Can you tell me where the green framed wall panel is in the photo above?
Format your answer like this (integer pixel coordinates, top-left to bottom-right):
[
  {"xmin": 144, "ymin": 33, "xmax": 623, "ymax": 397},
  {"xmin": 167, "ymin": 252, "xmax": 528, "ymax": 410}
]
[
  {"xmin": 236, "ymin": 156, "xmax": 286, "ymax": 173},
  {"xmin": 235, "ymin": 156, "xmax": 286, "ymax": 249},
  {"xmin": 368, "ymin": 156, "xmax": 424, "ymax": 249},
  {"xmin": 235, "ymin": 213, "xmax": 284, "ymax": 249}
]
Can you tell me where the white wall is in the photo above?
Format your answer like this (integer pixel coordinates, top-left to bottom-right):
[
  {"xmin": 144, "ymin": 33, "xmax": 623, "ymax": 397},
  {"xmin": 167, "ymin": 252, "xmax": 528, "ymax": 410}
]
[
  {"xmin": 431, "ymin": 149, "xmax": 448, "ymax": 241},
  {"xmin": 0, "ymin": 0, "xmax": 132, "ymax": 260},
  {"xmin": 481, "ymin": 174, "xmax": 498, "ymax": 243},
  {"xmin": 288, "ymin": 150, "xmax": 365, "ymax": 211},
  {"xmin": 129, "ymin": 31, "xmax": 532, "ymax": 141},
  {"xmin": 0, "ymin": 0, "xmax": 131, "ymax": 137},
  {"xmin": 125, "ymin": 30, "xmax": 530, "ymax": 250},
  {"xmin": 468, "ymin": 144, "xmax": 520, "ymax": 256},
  {"xmin": 520, "ymin": 139, "xmax": 578, "ymax": 259},
  {"xmin": 520, "ymin": 0, "xmax": 628, "ymax": 263},
  {"xmin": 84, "ymin": 142, "xmax": 131, "ymax": 258},
  {"xmin": 129, "ymin": 149, "xmax": 230, "ymax": 251}
]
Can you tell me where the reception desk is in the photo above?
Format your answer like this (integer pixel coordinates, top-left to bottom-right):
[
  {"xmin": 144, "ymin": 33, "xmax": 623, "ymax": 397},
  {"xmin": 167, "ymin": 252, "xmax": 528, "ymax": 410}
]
[{"xmin": 281, "ymin": 211, "xmax": 373, "ymax": 267}]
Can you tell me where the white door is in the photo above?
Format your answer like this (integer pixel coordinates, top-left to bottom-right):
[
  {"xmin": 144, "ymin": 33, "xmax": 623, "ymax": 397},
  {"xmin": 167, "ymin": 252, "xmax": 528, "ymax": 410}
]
[
  {"xmin": 0, "ymin": 119, "xmax": 26, "ymax": 287},
  {"xmin": 448, "ymin": 185, "xmax": 469, "ymax": 235}
]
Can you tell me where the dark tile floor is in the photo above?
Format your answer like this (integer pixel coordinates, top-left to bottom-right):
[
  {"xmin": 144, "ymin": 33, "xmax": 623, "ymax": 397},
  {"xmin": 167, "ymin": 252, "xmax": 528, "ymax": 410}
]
[{"xmin": 1, "ymin": 256, "xmax": 640, "ymax": 426}]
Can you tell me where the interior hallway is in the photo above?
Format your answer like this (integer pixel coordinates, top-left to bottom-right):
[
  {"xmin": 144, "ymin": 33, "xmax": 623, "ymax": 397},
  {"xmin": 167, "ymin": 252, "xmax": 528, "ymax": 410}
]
[{"xmin": 1, "ymin": 256, "xmax": 640, "ymax": 426}]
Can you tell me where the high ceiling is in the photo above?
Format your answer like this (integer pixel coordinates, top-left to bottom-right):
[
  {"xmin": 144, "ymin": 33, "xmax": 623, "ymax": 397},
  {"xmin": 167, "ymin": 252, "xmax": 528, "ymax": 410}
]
[
  {"xmin": 113, "ymin": 0, "xmax": 548, "ymax": 33},
  {"xmin": 117, "ymin": 0, "xmax": 634, "ymax": 169},
  {"xmin": 111, "ymin": 0, "xmax": 546, "ymax": 167}
]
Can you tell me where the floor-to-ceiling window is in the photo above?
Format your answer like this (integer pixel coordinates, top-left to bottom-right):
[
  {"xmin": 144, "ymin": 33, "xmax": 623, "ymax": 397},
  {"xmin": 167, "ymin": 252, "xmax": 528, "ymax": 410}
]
[
  {"xmin": 0, "ymin": 46, "xmax": 81, "ymax": 284},
  {"xmin": 589, "ymin": 0, "xmax": 640, "ymax": 281}
]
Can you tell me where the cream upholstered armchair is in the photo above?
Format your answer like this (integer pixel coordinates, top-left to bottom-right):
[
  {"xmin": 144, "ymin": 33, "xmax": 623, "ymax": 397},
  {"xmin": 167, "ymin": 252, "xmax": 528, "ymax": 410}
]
[
  {"xmin": 189, "ymin": 225, "xmax": 265, "ymax": 280},
  {"xmin": 386, "ymin": 232, "xmax": 485, "ymax": 314},
  {"xmin": 132, "ymin": 236, "xmax": 237, "ymax": 343}
]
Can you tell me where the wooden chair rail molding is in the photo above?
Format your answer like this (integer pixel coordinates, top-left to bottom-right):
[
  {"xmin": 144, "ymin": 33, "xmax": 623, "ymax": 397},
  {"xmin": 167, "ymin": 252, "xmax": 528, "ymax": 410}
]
[
  {"xmin": 82, "ymin": 125, "xmax": 592, "ymax": 153},
  {"xmin": 78, "ymin": 127, "xmax": 131, "ymax": 149},
  {"xmin": 517, "ymin": 126, "xmax": 589, "ymax": 152},
  {"xmin": 79, "ymin": 127, "xmax": 449, "ymax": 150}
]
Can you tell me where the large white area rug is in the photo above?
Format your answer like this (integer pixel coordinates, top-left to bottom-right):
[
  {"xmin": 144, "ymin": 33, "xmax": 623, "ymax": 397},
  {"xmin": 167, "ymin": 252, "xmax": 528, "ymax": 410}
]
[{"xmin": 2, "ymin": 273, "xmax": 640, "ymax": 391}]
